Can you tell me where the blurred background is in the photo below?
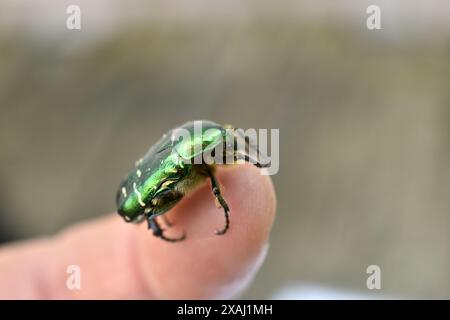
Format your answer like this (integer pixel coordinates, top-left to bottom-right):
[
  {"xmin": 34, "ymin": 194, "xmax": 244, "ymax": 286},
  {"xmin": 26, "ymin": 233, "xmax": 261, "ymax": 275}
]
[{"xmin": 0, "ymin": 0, "xmax": 449, "ymax": 299}]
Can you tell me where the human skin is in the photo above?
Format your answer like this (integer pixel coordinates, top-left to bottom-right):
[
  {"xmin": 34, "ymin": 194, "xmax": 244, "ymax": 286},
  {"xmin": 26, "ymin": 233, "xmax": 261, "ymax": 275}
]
[{"xmin": 0, "ymin": 164, "xmax": 276, "ymax": 299}]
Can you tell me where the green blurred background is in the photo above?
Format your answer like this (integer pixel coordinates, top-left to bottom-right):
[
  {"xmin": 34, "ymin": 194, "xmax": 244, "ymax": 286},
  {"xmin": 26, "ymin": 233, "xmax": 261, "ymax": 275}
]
[{"xmin": 0, "ymin": 1, "xmax": 449, "ymax": 298}]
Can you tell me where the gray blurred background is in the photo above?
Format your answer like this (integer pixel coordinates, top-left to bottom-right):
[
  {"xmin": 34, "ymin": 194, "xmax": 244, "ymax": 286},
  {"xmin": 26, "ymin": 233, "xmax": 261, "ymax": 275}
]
[{"xmin": 0, "ymin": 1, "xmax": 449, "ymax": 299}]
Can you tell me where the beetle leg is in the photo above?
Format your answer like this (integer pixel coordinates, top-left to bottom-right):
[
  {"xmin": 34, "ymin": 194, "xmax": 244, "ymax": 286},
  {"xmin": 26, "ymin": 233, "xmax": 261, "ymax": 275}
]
[
  {"xmin": 206, "ymin": 167, "xmax": 230, "ymax": 235},
  {"xmin": 159, "ymin": 215, "xmax": 174, "ymax": 227},
  {"xmin": 231, "ymin": 130, "xmax": 271, "ymax": 168},
  {"xmin": 147, "ymin": 216, "xmax": 186, "ymax": 242},
  {"xmin": 236, "ymin": 153, "xmax": 270, "ymax": 168}
]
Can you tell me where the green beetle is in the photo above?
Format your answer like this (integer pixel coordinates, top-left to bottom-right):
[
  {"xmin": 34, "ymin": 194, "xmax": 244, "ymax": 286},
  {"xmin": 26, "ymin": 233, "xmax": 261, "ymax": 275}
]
[{"xmin": 116, "ymin": 120, "xmax": 268, "ymax": 242}]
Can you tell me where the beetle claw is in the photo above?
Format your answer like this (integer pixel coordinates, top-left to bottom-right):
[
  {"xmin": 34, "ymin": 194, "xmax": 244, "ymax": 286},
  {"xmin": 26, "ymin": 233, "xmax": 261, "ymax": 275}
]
[
  {"xmin": 148, "ymin": 216, "xmax": 185, "ymax": 242},
  {"xmin": 215, "ymin": 228, "xmax": 226, "ymax": 235},
  {"xmin": 159, "ymin": 231, "xmax": 186, "ymax": 242},
  {"xmin": 215, "ymin": 206, "xmax": 230, "ymax": 235}
]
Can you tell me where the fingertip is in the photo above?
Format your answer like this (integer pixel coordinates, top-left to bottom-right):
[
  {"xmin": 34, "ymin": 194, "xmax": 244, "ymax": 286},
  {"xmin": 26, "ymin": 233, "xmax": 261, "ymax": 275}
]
[{"xmin": 135, "ymin": 164, "xmax": 276, "ymax": 299}]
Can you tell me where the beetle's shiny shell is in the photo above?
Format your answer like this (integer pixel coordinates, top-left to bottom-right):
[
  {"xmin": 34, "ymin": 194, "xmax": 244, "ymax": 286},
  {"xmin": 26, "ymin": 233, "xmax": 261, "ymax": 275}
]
[{"xmin": 116, "ymin": 120, "xmax": 225, "ymax": 222}]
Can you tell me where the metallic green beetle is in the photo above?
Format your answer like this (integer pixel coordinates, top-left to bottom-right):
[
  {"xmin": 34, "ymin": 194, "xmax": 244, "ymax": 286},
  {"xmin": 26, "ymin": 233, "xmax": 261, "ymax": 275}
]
[{"xmin": 116, "ymin": 120, "xmax": 267, "ymax": 242}]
